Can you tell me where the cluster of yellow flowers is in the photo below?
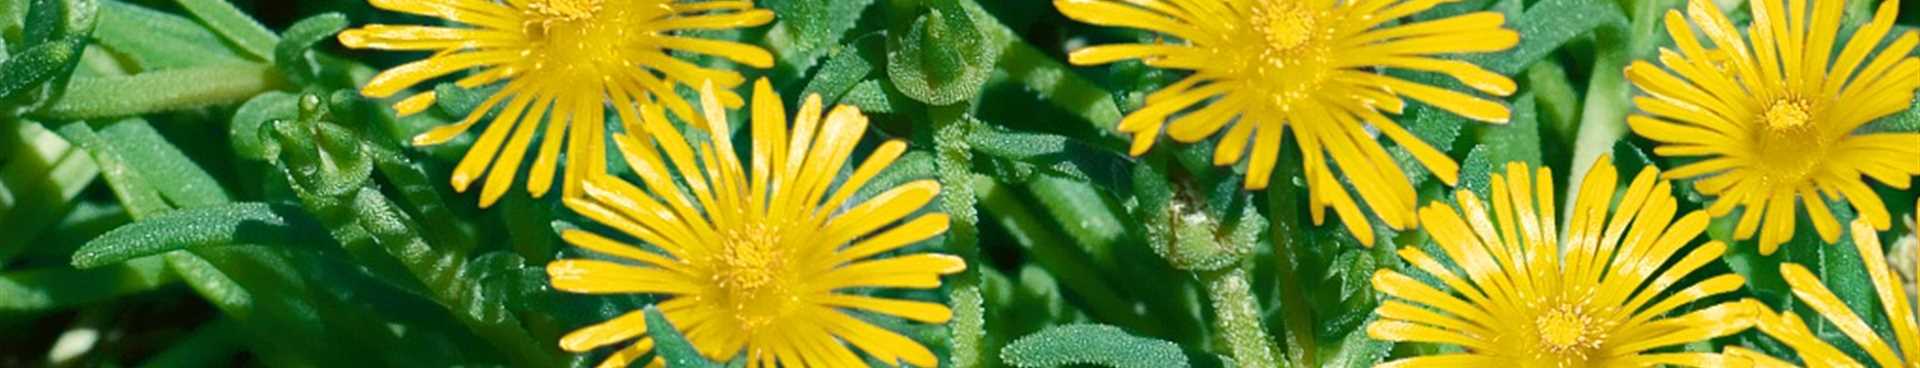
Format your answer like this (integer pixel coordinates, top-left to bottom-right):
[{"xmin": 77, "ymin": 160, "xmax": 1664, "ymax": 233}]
[
  {"xmin": 1062, "ymin": 0, "xmax": 1920, "ymax": 365},
  {"xmin": 343, "ymin": 0, "xmax": 960, "ymax": 366},
  {"xmin": 338, "ymin": 0, "xmax": 1920, "ymax": 365}
]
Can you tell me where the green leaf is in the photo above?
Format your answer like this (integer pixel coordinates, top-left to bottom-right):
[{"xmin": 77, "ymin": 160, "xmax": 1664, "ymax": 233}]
[
  {"xmin": 1318, "ymin": 317, "xmax": 1391, "ymax": 368},
  {"xmin": 998, "ymin": 41, "xmax": 1124, "ymax": 131},
  {"xmin": 1609, "ymin": 139, "xmax": 1655, "ymax": 179},
  {"xmin": 56, "ymin": 121, "xmax": 171, "ymax": 216},
  {"xmin": 645, "ymin": 305, "xmax": 718, "ymax": 368},
  {"xmin": 973, "ymin": 175, "xmax": 1150, "ymax": 332},
  {"xmin": 93, "ymin": 1, "xmax": 248, "ymax": 70},
  {"xmin": 22, "ymin": 0, "xmax": 61, "ymax": 45},
  {"xmin": 173, "ymin": 0, "xmax": 276, "ymax": 60},
  {"xmin": 1456, "ymin": 145, "xmax": 1496, "ymax": 200},
  {"xmin": 854, "ymin": 150, "xmax": 935, "ymax": 201},
  {"xmin": 764, "ymin": 0, "xmax": 872, "ymax": 68},
  {"xmin": 887, "ymin": 0, "xmax": 1000, "ymax": 106},
  {"xmin": 231, "ymin": 91, "xmax": 297, "ymax": 161},
  {"xmin": 71, "ymin": 202, "xmax": 326, "ymax": 269},
  {"xmin": 1392, "ymin": 99, "xmax": 1471, "ymax": 188},
  {"xmin": 966, "ymin": 126, "xmax": 1132, "ymax": 194},
  {"xmin": 0, "ymin": 120, "xmax": 99, "ymax": 263},
  {"xmin": 839, "ymin": 78, "xmax": 909, "ymax": 114},
  {"xmin": 1000, "ymin": 324, "xmax": 1190, "ymax": 368},
  {"xmin": 1866, "ymin": 90, "xmax": 1920, "ymax": 133},
  {"xmin": 96, "ymin": 118, "xmax": 232, "ymax": 207},
  {"xmin": 1471, "ymin": 92, "xmax": 1542, "ymax": 168},
  {"xmin": 0, "ymin": 35, "xmax": 82, "ymax": 100},
  {"xmin": 433, "ymin": 82, "xmax": 499, "ymax": 119},
  {"xmin": 34, "ymin": 62, "xmax": 283, "ymax": 120},
  {"xmin": 1472, "ymin": 0, "xmax": 1627, "ymax": 75},
  {"xmin": 137, "ymin": 318, "xmax": 243, "ymax": 367},
  {"xmin": 801, "ymin": 33, "xmax": 884, "ymax": 106},
  {"xmin": 2, "ymin": 0, "xmax": 22, "ymax": 39},
  {"xmin": 0, "ymin": 258, "xmax": 174, "ymax": 313},
  {"xmin": 273, "ymin": 12, "xmax": 346, "ymax": 84}
]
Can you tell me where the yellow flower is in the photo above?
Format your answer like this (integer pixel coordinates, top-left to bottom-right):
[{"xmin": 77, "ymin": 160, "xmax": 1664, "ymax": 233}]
[
  {"xmin": 546, "ymin": 79, "xmax": 965, "ymax": 367},
  {"xmin": 1624, "ymin": 0, "xmax": 1920, "ymax": 254},
  {"xmin": 1054, "ymin": 0, "xmax": 1519, "ymax": 244},
  {"xmin": 1369, "ymin": 157, "xmax": 1757, "ymax": 367},
  {"xmin": 339, "ymin": 0, "xmax": 774, "ymax": 207},
  {"xmin": 1724, "ymin": 220, "xmax": 1914, "ymax": 368}
]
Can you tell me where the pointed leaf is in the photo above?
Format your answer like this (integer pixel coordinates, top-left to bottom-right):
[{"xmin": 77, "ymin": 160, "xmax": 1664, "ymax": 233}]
[
  {"xmin": 646, "ymin": 305, "xmax": 718, "ymax": 368},
  {"xmin": 72, "ymin": 202, "xmax": 326, "ymax": 268}
]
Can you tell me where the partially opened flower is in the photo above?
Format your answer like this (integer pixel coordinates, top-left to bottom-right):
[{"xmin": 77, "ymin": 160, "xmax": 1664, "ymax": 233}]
[
  {"xmin": 339, "ymin": 0, "xmax": 774, "ymax": 207},
  {"xmin": 546, "ymin": 79, "xmax": 964, "ymax": 367},
  {"xmin": 1053, "ymin": 0, "xmax": 1518, "ymax": 244},
  {"xmin": 1725, "ymin": 220, "xmax": 1916, "ymax": 367},
  {"xmin": 1625, "ymin": 0, "xmax": 1920, "ymax": 254},
  {"xmin": 1370, "ymin": 157, "xmax": 1756, "ymax": 367}
]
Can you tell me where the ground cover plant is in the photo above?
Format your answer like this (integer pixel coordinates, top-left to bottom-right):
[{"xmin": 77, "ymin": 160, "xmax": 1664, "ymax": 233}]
[{"xmin": 2, "ymin": 0, "xmax": 1920, "ymax": 366}]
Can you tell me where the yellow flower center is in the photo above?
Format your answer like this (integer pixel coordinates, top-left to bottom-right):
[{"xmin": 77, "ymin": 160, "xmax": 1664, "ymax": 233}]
[
  {"xmin": 1245, "ymin": 0, "xmax": 1333, "ymax": 111},
  {"xmin": 1753, "ymin": 97, "xmax": 1827, "ymax": 185},
  {"xmin": 1535, "ymin": 304, "xmax": 1605, "ymax": 360},
  {"xmin": 1259, "ymin": 2, "xmax": 1317, "ymax": 53},
  {"xmin": 529, "ymin": 0, "xmax": 602, "ymax": 21},
  {"xmin": 1762, "ymin": 98, "xmax": 1813, "ymax": 130},
  {"xmin": 516, "ymin": 0, "xmax": 668, "ymax": 85},
  {"xmin": 714, "ymin": 223, "xmax": 793, "ymax": 329}
]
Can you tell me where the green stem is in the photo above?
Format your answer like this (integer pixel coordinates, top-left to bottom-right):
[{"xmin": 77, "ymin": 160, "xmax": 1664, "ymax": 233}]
[
  {"xmin": 34, "ymin": 63, "xmax": 284, "ymax": 121},
  {"xmin": 1264, "ymin": 185, "xmax": 1317, "ymax": 367},
  {"xmin": 1564, "ymin": 0, "xmax": 1666, "ymax": 220},
  {"xmin": 1202, "ymin": 267, "xmax": 1281, "ymax": 368},
  {"xmin": 932, "ymin": 105, "xmax": 987, "ymax": 367}
]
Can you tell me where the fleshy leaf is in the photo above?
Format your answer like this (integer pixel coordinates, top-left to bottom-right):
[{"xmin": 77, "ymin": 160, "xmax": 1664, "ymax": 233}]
[
  {"xmin": 71, "ymin": 202, "xmax": 327, "ymax": 269},
  {"xmin": 274, "ymin": 12, "xmax": 347, "ymax": 84},
  {"xmin": 0, "ymin": 35, "xmax": 82, "ymax": 100},
  {"xmin": 645, "ymin": 305, "xmax": 718, "ymax": 368},
  {"xmin": 1000, "ymin": 324, "xmax": 1190, "ymax": 368}
]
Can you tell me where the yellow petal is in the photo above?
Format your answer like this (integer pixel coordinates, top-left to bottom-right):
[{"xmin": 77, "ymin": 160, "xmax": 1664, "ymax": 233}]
[{"xmin": 546, "ymin": 259, "xmax": 698, "ymax": 295}]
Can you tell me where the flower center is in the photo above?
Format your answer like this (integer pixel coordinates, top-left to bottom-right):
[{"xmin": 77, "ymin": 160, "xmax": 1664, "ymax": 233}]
[
  {"xmin": 1753, "ymin": 97, "xmax": 1827, "ymax": 185},
  {"xmin": 1244, "ymin": 0, "xmax": 1333, "ymax": 111},
  {"xmin": 1261, "ymin": 4, "xmax": 1316, "ymax": 52},
  {"xmin": 1535, "ymin": 304, "xmax": 1605, "ymax": 359},
  {"xmin": 529, "ymin": 0, "xmax": 601, "ymax": 21},
  {"xmin": 1762, "ymin": 98, "xmax": 1813, "ymax": 130},
  {"xmin": 715, "ymin": 223, "xmax": 791, "ymax": 329},
  {"xmin": 719, "ymin": 224, "xmax": 783, "ymax": 292}
]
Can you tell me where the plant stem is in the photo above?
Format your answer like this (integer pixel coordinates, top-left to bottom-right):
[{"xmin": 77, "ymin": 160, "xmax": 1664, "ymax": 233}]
[
  {"xmin": 1563, "ymin": 0, "xmax": 1667, "ymax": 221},
  {"xmin": 1265, "ymin": 184, "xmax": 1317, "ymax": 367},
  {"xmin": 1203, "ymin": 267, "xmax": 1281, "ymax": 368},
  {"xmin": 932, "ymin": 105, "xmax": 987, "ymax": 367}
]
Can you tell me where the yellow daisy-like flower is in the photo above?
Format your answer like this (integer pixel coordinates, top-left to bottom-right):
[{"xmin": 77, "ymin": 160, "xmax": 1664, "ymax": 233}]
[
  {"xmin": 546, "ymin": 79, "xmax": 965, "ymax": 367},
  {"xmin": 1369, "ymin": 157, "xmax": 1757, "ymax": 367},
  {"xmin": 339, "ymin": 0, "xmax": 775, "ymax": 207},
  {"xmin": 1624, "ymin": 0, "xmax": 1920, "ymax": 254},
  {"xmin": 1723, "ymin": 220, "xmax": 1914, "ymax": 368},
  {"xmin": 1054, "ymin": 0, "xmax": 1519, "ymax": 244}
]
